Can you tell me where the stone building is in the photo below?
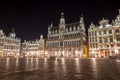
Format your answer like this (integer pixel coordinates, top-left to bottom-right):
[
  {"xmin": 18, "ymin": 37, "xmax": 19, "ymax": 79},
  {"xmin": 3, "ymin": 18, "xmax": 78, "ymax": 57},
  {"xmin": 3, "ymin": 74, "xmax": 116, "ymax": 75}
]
[
  {"xmin": 46, "ymin": 13, "xmax": 87, "ymax": 58},
  {"xmin": 88, "ymin": 9, "xmax": 120, "ymax": 58},
  {"xmin": 21, "ymin": 34, "xmax": 45, "ymax": 57},
  {"xmin": 0, "ymin": 29, "xmax": 20, "ymax": 57}
]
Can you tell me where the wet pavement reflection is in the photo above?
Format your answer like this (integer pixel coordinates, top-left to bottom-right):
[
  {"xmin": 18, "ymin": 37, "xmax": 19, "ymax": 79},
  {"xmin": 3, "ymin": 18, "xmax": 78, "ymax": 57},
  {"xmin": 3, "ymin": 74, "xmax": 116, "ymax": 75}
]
[{"xmin": 0, "ymin": 57, "xmax": 120, "ymax": 80}]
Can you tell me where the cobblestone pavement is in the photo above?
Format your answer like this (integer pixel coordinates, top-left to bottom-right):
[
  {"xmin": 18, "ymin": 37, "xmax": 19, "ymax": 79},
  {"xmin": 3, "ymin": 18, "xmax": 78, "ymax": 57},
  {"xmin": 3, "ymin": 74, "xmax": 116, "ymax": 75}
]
[{"xmin": 0, "ymin": 57, "xmax": 120, "ymax": 80}]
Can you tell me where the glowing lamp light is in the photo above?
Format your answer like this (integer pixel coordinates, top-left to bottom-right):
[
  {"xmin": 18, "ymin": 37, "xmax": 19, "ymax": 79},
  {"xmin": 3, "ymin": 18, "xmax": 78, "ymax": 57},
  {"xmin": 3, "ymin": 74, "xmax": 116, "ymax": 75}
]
[
  {"xmin": 83, "ymin": 54, "xmax": 89, "ymax": 58},
  {"xmin": 115, "ymin": 49, "xmax": 118, "ymax": 54},
  {"xmin": 63, "ymin": 50, "xmax": 65, "ymax": 55},
  {"xmin": 75, "ymin": 50, "xmax": 78, "ymax": 54}
]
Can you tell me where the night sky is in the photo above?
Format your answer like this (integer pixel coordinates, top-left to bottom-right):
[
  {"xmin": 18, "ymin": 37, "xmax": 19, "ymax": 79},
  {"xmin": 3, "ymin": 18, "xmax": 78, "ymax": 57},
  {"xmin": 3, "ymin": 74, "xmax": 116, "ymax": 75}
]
[{"xmin": 0, "ymin": 0, "xmax": 120, "ymax": 41}]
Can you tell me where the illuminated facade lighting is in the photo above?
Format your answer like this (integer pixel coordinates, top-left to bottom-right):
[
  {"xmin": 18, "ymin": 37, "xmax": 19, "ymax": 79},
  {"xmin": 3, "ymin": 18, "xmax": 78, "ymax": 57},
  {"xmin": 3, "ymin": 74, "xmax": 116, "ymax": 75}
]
[
  {"xmin": 21, "ymin": 34, "xmax": 45, "ymax": 58},
  {"xmin": 88, "ymin": 9, "xmax": 120, "ymax": 58},
  {"xmin": 46, "ymin": 13, "xmax": 87, "ymax": 58},
  {"xmin": 0, "ymin": 29, "xmax": 20, "ymax": 57}
]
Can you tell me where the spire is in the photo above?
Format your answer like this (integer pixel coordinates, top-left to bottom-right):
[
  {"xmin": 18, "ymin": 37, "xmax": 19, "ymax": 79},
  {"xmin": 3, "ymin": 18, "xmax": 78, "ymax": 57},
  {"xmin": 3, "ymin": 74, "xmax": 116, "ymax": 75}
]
[
  {"xmin": 40, "ymin": 34, "xmax": 43, "ymax": 39},
  {"xmin": 80, "ymin": 14, "xmax": 84, "ymax": 24},
  {"xmin": 60, "ymin": 12, "xmax": 65, "ymax": 25},
  {"xmin": 90, "ymin": 22, "xmax": 94, "ymax": 26},
  {"xmin": 102, "ymin": 17, "xmax": 105, "ymax": 20},
  {"xmin": 0, "ymin": 29, "xmax": 4, "ymax": 34},
  {"xmin": 79, "ymin": 14, "xmax": 85, "ymax": 32}
]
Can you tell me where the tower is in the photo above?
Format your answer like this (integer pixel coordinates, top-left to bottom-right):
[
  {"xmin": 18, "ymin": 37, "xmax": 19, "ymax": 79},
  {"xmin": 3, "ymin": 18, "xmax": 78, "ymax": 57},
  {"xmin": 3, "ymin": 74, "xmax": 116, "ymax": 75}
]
[
  {"xmin": 60, "ymin": 12, "xmax": 65, "ymax": 25},
  {"xmin": 59, "ymin": 12, "xmax": 65, "ymax": 32},
  {"xmin": 80, "ymin": 15, "xmax": 85, "ymax": 32}
]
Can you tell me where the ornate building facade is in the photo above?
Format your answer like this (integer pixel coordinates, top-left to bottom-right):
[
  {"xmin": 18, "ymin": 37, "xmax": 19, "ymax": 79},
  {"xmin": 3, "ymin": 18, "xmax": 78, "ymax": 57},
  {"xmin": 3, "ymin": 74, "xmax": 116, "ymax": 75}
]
[
  {"xmin": 88, "ymin": 9, "xmax": 120, "ymax": 58},
  {"xmin": 46, "ymin": 13, "xmax": 87, "ymax": 58},
  {"xmin": 0, "ymin": 29, "xmax": 20, "ymax": 57},
  {"xmin": 21, "ymin": 34, "xmax": 45, "ymax": 57}
]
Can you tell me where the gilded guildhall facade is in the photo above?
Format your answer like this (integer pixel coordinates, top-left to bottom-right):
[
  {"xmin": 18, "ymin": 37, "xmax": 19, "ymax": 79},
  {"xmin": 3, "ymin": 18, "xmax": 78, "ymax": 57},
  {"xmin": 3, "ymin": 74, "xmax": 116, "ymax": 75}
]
[
  {"xmin": 0, "ymin": 29, "xmax": 20, "ymax": 57},
  {"xmin": 46, "ymin": 13, "xmax": 87, "ymax": 58},
  {"xmin": 21, "ymin": 34, "xmax": 45, "ymax": 57},
  {"xmin": 88, "ymin": 9, "xmax": 120, "ymax": 58}
]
